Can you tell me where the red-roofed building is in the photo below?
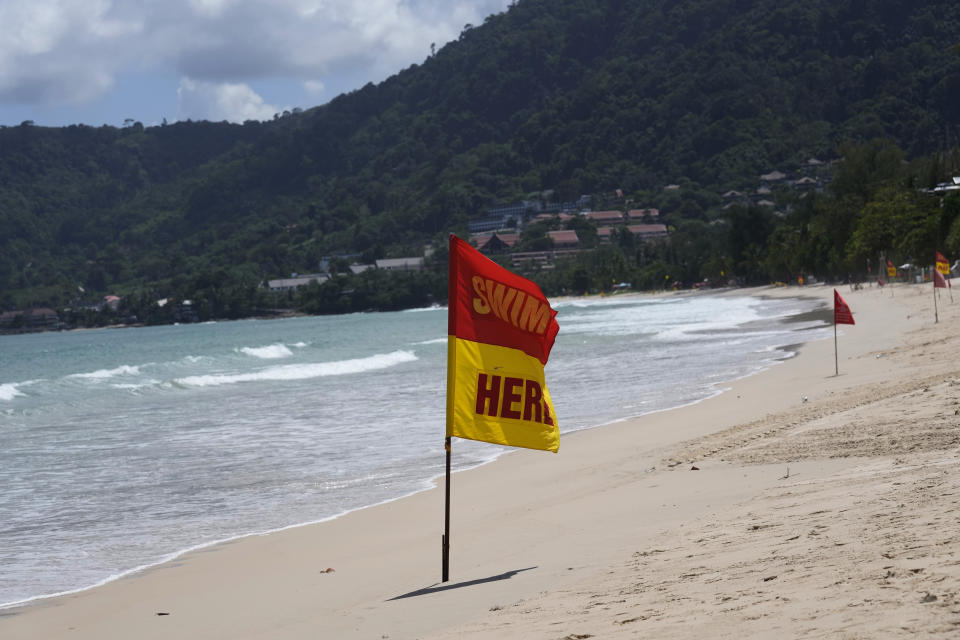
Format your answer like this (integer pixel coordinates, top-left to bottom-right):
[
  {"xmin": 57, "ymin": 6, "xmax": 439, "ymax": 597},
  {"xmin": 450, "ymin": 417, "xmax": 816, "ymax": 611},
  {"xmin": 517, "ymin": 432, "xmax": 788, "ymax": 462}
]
[
  {"xmin": 547, "ymin": 230, "xmax": 579, "ymax": 249},
  {"xmin": 627, "ymin": 224, "xmax": 669, "ymax": 241},
  {"xmin": 627, "ymin": 208, "xmax": 659, "ymax": 221},
  {"xmin": 585, "ymin": 210, "xmax": 623, "ymax": 224},
  {"xmin": 533, "ymin": 212, "xmax": 576, "ymax": 224},
  {"xmin": 474, "ymin": 232, "xmax": 518, "ymax": 255},
  {"xmin": 511, "ymin": 230, "xmax": 581, "ymax": 270}
]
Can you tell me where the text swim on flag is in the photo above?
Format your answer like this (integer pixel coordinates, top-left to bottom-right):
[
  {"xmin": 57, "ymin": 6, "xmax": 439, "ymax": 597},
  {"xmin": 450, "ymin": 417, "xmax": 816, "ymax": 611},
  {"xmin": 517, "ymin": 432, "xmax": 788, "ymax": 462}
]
[
  {"xmin": 446, "ymin": 234, "xmax": 559, "ymax": 453},
  {"xmin": 449, "ymin": 240, "xmax": 558, "ymax": 365}
]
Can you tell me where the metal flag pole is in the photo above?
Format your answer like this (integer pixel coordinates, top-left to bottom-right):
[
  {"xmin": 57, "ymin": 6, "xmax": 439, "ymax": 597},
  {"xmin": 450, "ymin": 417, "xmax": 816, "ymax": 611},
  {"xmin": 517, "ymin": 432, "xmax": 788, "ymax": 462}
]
[
  {"xmin": 442, "ymin": 436, "xmax": 451, "ymax": 582},
  {"xmin": 834, "ymin": 318, "xmax": 839, "ymax": 376},
  {"xmin": 934, "ymin": 277, "xmax": 940, "ymax": 324},
  {"xmin": 443, "ymin": 232, "xmax": 456, "ymax": 584}
]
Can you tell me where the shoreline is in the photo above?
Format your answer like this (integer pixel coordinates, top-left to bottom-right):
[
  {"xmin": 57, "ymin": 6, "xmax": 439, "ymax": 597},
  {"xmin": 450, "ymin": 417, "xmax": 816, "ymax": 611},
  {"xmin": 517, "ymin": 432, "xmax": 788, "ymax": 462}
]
[
  {"xmin": 0, "ymin": 287, "xmax": 825, "ymax": 611},
  {"xmin": 0, "ymin": 283, "xmax": 742, "ymax": 338},
  {"xmin": 5, "ymin": 282, "xmax": 950, "ymax": 639}
]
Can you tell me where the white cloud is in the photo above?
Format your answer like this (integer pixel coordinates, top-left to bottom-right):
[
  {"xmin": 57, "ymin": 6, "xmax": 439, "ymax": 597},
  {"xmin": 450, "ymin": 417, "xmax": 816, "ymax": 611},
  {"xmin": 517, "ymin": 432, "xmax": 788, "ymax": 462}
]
[
  {"xmin": 0, "ymin": 0, "xmax": 512, "ymax": 120},
  {"xmin": 177, "ymin": 77, "xmax": 284, "ymax": 122},
  {"xmin": 0, "ymin": 0, "xmax": 140, "ymax": 103},
  {"xmin": 304, "ymin": 79, "xmax": 325, "ymax": 96},
  {"xmin": 187, "ymin": 0, "xmax": 236, "ymax": 18}
]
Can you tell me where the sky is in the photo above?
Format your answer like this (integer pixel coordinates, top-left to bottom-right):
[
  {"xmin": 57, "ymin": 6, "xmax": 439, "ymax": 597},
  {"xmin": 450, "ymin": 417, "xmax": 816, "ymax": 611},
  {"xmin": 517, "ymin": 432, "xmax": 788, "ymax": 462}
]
[{"xmin": 0, "ymin": 0, "xmax": 513, "ymax": 128}]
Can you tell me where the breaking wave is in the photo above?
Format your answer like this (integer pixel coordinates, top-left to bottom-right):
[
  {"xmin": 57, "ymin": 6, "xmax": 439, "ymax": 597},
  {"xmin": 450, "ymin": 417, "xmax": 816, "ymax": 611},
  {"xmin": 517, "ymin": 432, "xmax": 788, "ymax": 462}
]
[
  {"xmin": 66, "ymin": 365, "xmax": 141, "ymax": 379},
  {"xmin": 238, "ymin": 344, "xmax": 294, "ymax": 359},
  {"xmin": 0, "ymin": 383, "xmax": 24, "ymax": 402},
  {"xmin": 176, "ymin": 350, "xmax": 418, "ymax": 388}
]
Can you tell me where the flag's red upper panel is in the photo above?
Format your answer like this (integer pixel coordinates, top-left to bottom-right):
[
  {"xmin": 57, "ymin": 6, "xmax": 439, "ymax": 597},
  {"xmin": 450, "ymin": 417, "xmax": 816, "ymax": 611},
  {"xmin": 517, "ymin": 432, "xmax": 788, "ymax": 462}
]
[
  {"xmin": 934, "ymin": 267, "xmax": 948, "ymax": 288},
  {"xmin": 448, "ymin": 234, "xmax": 559, "ymax": 364},
  {"xmin": 834, "ymin": 289, "xmax": 855, "ymax": 325}
]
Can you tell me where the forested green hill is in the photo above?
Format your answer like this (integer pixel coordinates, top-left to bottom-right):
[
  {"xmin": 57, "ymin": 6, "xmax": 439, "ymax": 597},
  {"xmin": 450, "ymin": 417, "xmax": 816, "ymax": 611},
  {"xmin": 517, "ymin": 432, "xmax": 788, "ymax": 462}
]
[{"xmin": 2, "ymin": 0, "xmax": 960, "ymax": 319}]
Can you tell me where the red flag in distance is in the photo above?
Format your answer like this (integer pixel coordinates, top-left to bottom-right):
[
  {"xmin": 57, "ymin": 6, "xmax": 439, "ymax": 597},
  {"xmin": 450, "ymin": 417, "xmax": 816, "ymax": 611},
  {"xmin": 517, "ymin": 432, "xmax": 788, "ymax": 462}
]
[
  {"xmin": 834, "ymin": 289, "xmax": 855, "ymax": 325},
  {"xmin": 933, "ymin": 268, "xmax": 948, "ymax": 289}
]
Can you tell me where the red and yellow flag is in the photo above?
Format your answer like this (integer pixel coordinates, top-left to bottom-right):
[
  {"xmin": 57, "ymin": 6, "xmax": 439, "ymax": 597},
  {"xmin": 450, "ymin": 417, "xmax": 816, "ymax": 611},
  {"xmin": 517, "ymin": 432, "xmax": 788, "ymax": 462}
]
[
  {"xmin": 446, "ymin": 234, "xmax": 560, "ymax": 452},
  {"xmin": 834, "ymin": 289, "xmax": 855, "ymax": 325},
  {"xmin": 886, "ymin": 259, "xmax": 896, "ymax": 278},
  {"xmin": 934, "ymin": 267, "xmax": 948, "ymax": 289},
  {"xmin": 936, "ymin": 251, "xmax": 950, "ymax": 276}
]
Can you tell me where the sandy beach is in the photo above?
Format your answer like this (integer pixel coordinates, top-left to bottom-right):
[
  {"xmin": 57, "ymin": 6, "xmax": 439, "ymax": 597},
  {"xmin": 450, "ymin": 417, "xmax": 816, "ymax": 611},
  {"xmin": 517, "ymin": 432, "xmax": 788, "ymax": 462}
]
[{"xmin": 4, "ymin": 281, "xmax": 959, "ymax": 639}]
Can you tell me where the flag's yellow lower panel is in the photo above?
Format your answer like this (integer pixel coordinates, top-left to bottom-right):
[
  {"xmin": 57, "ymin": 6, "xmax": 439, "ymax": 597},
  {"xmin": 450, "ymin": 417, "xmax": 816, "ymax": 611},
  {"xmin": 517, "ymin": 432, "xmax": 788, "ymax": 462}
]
[{"xmin": 446, "ymin": 336, "xmax": 559, "ymax": 452}]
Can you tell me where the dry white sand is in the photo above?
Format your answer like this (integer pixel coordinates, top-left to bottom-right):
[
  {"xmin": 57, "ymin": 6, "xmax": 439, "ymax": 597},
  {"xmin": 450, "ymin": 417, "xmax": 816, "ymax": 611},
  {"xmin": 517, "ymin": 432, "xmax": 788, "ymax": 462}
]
[{"xmin": 4, "ymin": 282, "xmax": 959, "ymax": 639}]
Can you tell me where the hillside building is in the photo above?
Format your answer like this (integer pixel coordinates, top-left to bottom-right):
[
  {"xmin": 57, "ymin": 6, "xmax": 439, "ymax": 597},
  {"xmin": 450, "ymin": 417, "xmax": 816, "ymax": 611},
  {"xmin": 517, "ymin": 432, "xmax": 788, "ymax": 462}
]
[
  {"xmin": 375, "ymin": 257, "xmax": 424, "ymax": 271},
  {"xmin": 266, "ymin": 273, "xmax": 329, "ymax": 292}
]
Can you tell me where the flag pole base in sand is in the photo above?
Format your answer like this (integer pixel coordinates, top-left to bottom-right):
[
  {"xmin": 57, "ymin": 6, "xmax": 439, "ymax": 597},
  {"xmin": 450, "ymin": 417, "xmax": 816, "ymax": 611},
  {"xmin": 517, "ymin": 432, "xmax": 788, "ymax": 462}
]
[
  {"xmin": 934, "ymin": 280, "xmax": 939, "ymax": 324},
  {"xmin": 834, "ymin": 321, "xmax": 839, "ymax": 376},
  {"xmin": 442, "ymin": 436, "xmax": 451, "ymax": 582}
]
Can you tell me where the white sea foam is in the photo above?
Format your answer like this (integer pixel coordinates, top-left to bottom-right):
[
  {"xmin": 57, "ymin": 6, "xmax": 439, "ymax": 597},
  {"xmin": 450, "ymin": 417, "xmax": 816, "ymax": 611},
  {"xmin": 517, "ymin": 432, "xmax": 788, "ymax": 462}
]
[
  {"xmin": 564, "ymin": 297, "xmax": 765, "ymax": 340},
  {"xmin": 414, "ymin": 338, "xmax": 447, "ymax": 345},
  {"xmin": 111, "ymin": 380, "xmax": 161, "ymax": 391},
  {"xmin": 67, "ymin": 365, "xmax": 140, "ymax": 379},
  {"xmin": 176, "ymin": 350, "xmax": 418, "ymax": 388},
  {"xmin": 291, "ymin": 342, "xmax": 308, "ymax": 348},
  {"xmin": 403, "ymin": 304, "xmax": 444, "ymax": 312},
  {"xmin": 0, "ymin": 383, "xmax": 24, "ymax": 401},
  {"xmin": 238, "ymin": 344, "xmax": 294, "ymax": 359},
  {"xmin": 552, "ymin": 295, "xmax": 682, "ymax": 311}
]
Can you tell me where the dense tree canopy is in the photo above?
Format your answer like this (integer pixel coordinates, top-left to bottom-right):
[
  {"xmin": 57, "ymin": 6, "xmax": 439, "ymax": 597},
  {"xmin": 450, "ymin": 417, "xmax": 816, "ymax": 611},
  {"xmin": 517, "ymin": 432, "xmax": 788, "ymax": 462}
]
[{"xmin": 1, "ymin": 0, "xmax": 960, "ymax": 321}]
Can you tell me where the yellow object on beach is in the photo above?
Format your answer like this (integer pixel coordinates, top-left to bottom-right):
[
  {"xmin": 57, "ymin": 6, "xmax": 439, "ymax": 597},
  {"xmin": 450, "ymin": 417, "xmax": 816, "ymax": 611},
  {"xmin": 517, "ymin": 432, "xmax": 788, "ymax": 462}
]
[
  {"xmin": 447, "ymin": 337, "xmax": 558, "ymax": 452},
  {"xmin": 446, "ymin": 235, "xmax": 560, "ymax": 453}
]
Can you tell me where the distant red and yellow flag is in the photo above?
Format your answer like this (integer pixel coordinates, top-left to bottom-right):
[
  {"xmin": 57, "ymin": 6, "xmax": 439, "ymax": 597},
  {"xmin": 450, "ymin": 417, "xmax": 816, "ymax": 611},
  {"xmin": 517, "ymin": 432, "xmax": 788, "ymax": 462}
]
[
  {"xmin": 886, "ymin": 259, "xmax": 896, "ymax": 278},
  {"xmin": 834, "ymin": 289, "xmax": 855, "ymax": 325},
  {"xmin": 936, "ymin": 251, "xmax": 950, "ymax": 276},
  {"xmin": 934, "ymin": 267, "xmax": 948, "ymax": 289},
  {"xmin": 446, "ymin": 235, "xmax": 560, "ymax": 452}
]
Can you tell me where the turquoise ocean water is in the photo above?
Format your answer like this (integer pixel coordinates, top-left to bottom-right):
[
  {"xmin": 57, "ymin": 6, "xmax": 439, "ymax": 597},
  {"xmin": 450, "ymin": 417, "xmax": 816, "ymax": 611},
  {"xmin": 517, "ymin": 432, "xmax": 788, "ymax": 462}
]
[{"xmin": 0, "ymin": 292, "xmax": 829, "ymax": 607}]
